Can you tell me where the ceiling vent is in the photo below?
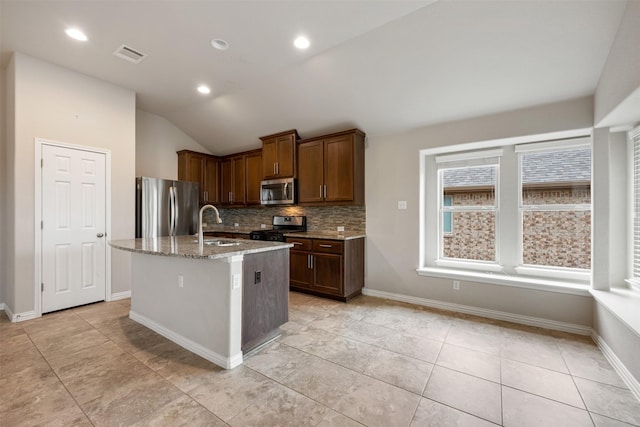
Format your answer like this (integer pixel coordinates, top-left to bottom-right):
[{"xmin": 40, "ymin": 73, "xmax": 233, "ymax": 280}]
[{"xmin": 113, "ymin": 44, "xmax": 146, "ymax": 64}]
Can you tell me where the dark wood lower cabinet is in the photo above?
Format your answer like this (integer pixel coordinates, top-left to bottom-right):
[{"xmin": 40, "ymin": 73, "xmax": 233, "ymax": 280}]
[
  {"xmin": 290, "ymin": 250, "xmax": 314, "ymax": 289},
  {"xmin": 286, "ymin": 237, "xmax": 365, "ymax": 302},
  {"xmin": 241, "ymin": 250, "xmax": 289, "ymax": 352}
]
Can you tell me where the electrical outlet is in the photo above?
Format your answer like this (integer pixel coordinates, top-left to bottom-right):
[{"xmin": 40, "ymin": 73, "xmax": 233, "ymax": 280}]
[
  {"xmin": 398, "ymin": 200, "xmax": 407, "ymax": 210},
  {"xmin": 255, "ymin": 271, "xmax": 261, "ymax": 284},
  {"xmin": 260, "ymin": 224, "xmax": 266, "ymax": 229},
  {"xmin": 234, "ymin": 223, "xmax": 239, "ymax": 227},
  {"xmin": 337, "ymin": 226, "xmax": 345, "ymax": 232},
  {"xmin": 453, "ymin": 280, "xmax": 460, "ymax": 290},
  {"xmin": 178, "ymin": 275, "xmax": 184, "ymax": 288}
]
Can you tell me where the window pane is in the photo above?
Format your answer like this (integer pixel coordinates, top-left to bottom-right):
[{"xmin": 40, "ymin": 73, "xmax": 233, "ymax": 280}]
[
  {"xmin": 442, "ymin": 166, "xmax": 496, "ymax": 207},
  {"xmin": 522, "ymin": 148, "xmax": 591, "ymax": 205},
  {"xmin": 522, "ymin": 210, "xmax": 591, "ymax": 269},
  {"xmin": 443, "ymin": 195, "xmax": 452, "ymax": 233},
  {"xmin": 442, "ymin": 211, "xmax": 495, "ymax": 262}
]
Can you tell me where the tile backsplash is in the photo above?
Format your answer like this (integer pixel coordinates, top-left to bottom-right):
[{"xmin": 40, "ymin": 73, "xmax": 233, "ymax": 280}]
[{"xmin": 204, "ymin": 205, "xmax": 366, "ymax": 233}]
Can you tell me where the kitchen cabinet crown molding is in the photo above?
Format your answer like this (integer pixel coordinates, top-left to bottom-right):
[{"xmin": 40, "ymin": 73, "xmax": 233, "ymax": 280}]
[
  {"xmin": 297, "ymin": 128, "xmax": 365, "ymax": 144},
  {"xmin": 259, "ymin": 129, "xmax": 300, "ymax": 141}
]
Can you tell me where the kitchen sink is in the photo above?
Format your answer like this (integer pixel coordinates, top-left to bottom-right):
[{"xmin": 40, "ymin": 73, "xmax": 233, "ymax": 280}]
[{"xmin": 193, "ymin": 239, "xmax": 242, "ymax": 247}]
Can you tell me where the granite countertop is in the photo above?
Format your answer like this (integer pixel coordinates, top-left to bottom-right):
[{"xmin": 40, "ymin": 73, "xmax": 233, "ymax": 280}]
[
  {"xmin": 202, "ymin": 226, "xmax": 253, "ymax": 234},
  {"xmin": 109, "ymin": 235, "xmax": 292, "ymax": 260},
  {"xmin": 285, "ymin": 231, "xmax": 366, "ymax": 240},
  {"xmin": 203, "ymin": 225, "xmax": 366, "ymax": 241}
]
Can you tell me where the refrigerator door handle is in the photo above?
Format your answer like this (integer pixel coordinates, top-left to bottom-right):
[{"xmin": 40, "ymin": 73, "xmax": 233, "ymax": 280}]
[
  {"xmin": 173, "ymin": 186, "xmax": 179, "ymax": 235},
  {"xmin": 169, "ymin": 186, "xmax": 176, "ymax": 236}
]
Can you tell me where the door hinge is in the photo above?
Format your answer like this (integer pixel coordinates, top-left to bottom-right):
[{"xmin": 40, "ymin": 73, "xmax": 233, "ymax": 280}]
[
  {"xmin": 41, "ymin": 283, "xmax": 44, "ymax": 292},
  {"xmin": 41, "ymin": 221, "xmax": 43, "ymax": 230}
]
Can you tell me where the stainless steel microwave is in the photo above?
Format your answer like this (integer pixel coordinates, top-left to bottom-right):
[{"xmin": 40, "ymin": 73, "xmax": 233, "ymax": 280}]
[{"xmin": 260, "ymin": 178, "xmax": 296, "ymax": 205}]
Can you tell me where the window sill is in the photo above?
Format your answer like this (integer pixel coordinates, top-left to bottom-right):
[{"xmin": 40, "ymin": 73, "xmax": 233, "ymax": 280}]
[
  {"xmin": 515, "ymin": 265, "xmax": 591, "ymax": 282},
  {"xmin": 434, "ymin": 259, "xmax": 504, "ymax": 273},
  {"xmin": 416, "ymin": 267, "xmax": 591, "ymax": 296},
  {"xmin": 590, "ymin": 287, "xmax": 640, "ymax": 338}
]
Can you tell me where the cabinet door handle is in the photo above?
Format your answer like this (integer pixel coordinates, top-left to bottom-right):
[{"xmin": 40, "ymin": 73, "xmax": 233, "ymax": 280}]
[
  {"xmin": 204, "ymin": 191, "xmax": 208, "ymax": 201},
  {"xmin": 310, "ymin": 255, "xmax": 314, "ymax": 269},
  {"xmin": 276, "ymin": 162, "xmax": 279, "ymax": 175},
  {"xmin": 319, "ymin": 244, "xmax": 332, "ymax": 248},
  {"xmin": 229, "ymin": 191, "xmax": 232, "ymax": 202},
  {"xmin": 292, "ymin": 242, "xmax": 303, "ymax": 246},
  {"xmin": 307, "ymin": 254, "xmax": 310, "ymax": 269},
  {"xmin": 319, "ymin": 185, "xmax": 323, "ymax": 198},
  {"xmin": 273, "ymin": 163, "xmax": 277, "ymax": 175},
  {"xmin": 324, "ymin": 185, "xmax": 327, "ymax": 198}
]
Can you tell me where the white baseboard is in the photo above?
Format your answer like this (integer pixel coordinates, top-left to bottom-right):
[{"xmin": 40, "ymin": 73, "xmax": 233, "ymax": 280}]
[
  {"xmin": 592, "ymin": 331, "xmax": 640, "ymax": 402},
  {"xmin": 362, "ymin": 288, "xmax": 592, "ymax": 336},
  {"xmin": 110, "ymin": 291, "xmax": 131, "ymax": 301},
  {"xmin": 3, "ymin": 303, "xmax": 38, "ymax": 323},
  {"xmin": 129, "ymin": 310, "xmax": 242, "ymax": 370}
]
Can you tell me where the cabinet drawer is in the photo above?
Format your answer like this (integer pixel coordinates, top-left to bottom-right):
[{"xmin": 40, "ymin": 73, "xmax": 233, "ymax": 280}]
[
  {"xmin": 286, "ymin": 237, "xmax": 312, "ymax": 251},
  {"xmin": 313, "ymin": 240, "xmax": 343, "ymax": 254}
]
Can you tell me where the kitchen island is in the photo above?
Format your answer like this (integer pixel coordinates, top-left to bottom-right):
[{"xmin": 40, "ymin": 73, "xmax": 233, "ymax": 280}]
[{"xmin": 109, "ymin": 235, "xmax": 292, "ymax": 369}]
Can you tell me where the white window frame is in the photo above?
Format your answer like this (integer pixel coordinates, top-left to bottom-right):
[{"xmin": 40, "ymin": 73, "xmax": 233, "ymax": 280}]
[
  {"xmin": 418, "ymin": 129, "xmax": 594, "ymax": 293},
  {"xmin": 627, "ymin": 126, "xmax": 640, "ymax": 291},
  {"xmin": 434, "ymin": 149, "xmax": 502, "ymax": 272},
  {"xmin": 514, "ymin": 139, "xmax": 592, "ymax": 282}
]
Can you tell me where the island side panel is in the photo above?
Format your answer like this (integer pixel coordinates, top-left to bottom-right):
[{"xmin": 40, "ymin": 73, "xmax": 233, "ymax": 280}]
[
  {"xmin": 242, "ymin": 249, "xmax": 289, "ymax": 352},
  {"xmin": 130, "ymin": 252, "xmax": 243, "ymax": 368}
]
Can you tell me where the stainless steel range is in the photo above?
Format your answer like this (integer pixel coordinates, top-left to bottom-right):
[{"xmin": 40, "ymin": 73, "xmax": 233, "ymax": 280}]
[{"xmin": 249, "ymin": 215, "xmax": 307, "ymax": 242}]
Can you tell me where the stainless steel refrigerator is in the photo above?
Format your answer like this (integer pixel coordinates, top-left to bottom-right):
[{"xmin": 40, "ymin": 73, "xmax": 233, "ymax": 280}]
[{"xmin": 135, "ymin": 177, "xmax": 200, "ymax": 238}]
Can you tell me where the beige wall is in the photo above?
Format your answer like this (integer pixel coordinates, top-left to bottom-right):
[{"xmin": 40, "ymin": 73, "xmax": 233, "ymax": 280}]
[
  {"xmin": 593, "ymin": 303, "xmax": 640, "ymax": 386},
  {"xmin": 136, "ymin": 109, "xmax": 211, "ymax": 179},
  {"xmin": 0, "ymin": 58, "xmax": 6, "ymax": 307},
  {"xmin": 365, "ymin": 96, "xmax": 595, "ymax": 326},
  {"xmin": 6, "ymin": 52, "xmax": 135, "ymax": 315},
  {"xmin": 3, "ymin": 56, "xmax": 16, "ymax": 311},
  {"xmin": 595, "ymin": 1, "xmax": 640, "ymax": 127}
]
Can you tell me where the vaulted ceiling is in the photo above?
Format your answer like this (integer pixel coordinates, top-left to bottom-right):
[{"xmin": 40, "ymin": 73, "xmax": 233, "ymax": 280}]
[{"xmin": 0, "ymin": 1, "xmax": 628, "ymax": 154}]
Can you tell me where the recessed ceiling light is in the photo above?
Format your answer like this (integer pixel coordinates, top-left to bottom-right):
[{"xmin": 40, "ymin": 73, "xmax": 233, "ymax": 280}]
[
  {"xmin": 65, "ymin": 28, "xmax": 88, "ymax": 42},
  {"xmin": 197, "ymin": 85, "xmax": 211, "ymax": 95},
  {"xmin": 294, "ymin": 36, "xmax": 310, "ymax": 49},
  {"xmin": 210, "ymin": 38, "xmax": 229, "ymax": 51}
]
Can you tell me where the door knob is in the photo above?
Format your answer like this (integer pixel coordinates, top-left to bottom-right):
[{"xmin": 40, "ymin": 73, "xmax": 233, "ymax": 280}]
[{"xmin": 97, "ymin": 233, "xmax": 104, "ymax": 238}]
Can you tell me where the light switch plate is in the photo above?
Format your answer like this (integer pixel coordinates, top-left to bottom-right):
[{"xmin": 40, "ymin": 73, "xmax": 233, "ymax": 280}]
[
  {"xmin": 398, "ymin": 201, "xmax": 407, "ymax": 210},
  {"xmin": 232, "ymin": 274, "xmax": 241, "ymax": 289}
]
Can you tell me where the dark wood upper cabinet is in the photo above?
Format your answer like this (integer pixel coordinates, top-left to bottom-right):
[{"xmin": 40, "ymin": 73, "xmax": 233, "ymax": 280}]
[
  {"xmin": 204, "ymin": 156, "xmax": 220, "ymax": 203},
  {"xmin": 260, "ymin": 129, "xmax": 299, "ymax": 179},
  {"xmin": 245, "ymin": 150, "xmax": 262, "ymax": 205},
  {"xmin": 297, "ymin": 129, "xmax": 365, "ymax": 205},
  {"xmin": 297, "ymin": 140, "xmax": 324, "ymax": 203},
  {"xmin": 220, "ymin": 155, "xmax": 245, "ymax": 206},
  {"xmin": 177, "ymin": 150, "xmax": 219, "ymax": 204}
]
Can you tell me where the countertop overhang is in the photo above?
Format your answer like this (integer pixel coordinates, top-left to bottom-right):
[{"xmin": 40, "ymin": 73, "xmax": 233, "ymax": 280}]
[{"xmin": 109, "ymin": 235, "xmax": 292, "ymax": 260}]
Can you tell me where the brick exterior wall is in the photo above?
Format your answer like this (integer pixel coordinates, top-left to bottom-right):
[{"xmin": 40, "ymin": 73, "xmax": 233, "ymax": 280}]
[{"xmin": 443, "ymin": 188, "xmax": 591, "ymax": 269}]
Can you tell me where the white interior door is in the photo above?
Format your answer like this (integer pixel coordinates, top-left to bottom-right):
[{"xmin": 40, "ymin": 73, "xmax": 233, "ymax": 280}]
[{"xmin": 42, "ymin": 144, "xmax": 107, "ymax": 313}]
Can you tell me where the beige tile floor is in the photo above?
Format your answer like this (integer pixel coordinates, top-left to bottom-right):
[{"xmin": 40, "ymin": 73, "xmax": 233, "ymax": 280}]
[{"xmin": 1, "ymin": 291, "xmax": 639, "ymax": 426}]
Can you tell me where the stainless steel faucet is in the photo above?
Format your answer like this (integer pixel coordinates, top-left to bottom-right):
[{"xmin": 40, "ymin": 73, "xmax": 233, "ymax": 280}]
[{"xmin": 198, "ymin": 204, "xmax": 222, "ymax": 250}]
